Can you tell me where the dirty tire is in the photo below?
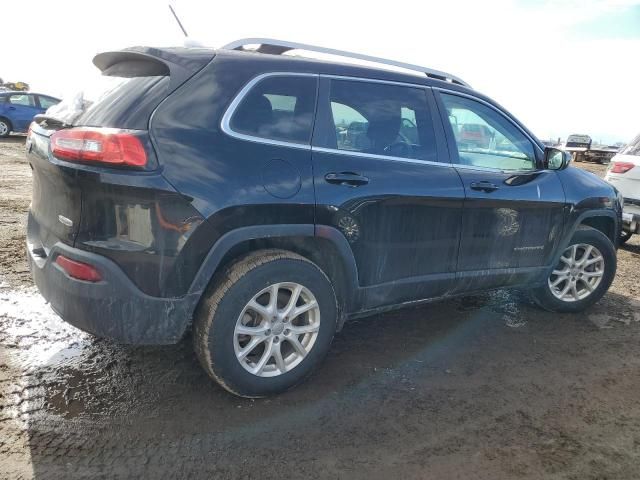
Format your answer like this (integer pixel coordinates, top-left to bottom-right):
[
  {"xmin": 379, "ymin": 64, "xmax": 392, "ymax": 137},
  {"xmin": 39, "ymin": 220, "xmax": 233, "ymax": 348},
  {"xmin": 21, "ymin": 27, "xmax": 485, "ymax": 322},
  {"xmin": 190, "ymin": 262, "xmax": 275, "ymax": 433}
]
[
  {"xmin": 193, "ymin": 249, "xmax": 337, "ymax": 398},
  {"xmin": 620, "ymin": 231, "xmax": 632, "ymax": 245},
  {"xmin": 0, "ymin": 118, "xmax": 10, "ymax": 138},
  {"xmin": 532, "ymin": 226, "xmax": 616, "ymax": 313}
]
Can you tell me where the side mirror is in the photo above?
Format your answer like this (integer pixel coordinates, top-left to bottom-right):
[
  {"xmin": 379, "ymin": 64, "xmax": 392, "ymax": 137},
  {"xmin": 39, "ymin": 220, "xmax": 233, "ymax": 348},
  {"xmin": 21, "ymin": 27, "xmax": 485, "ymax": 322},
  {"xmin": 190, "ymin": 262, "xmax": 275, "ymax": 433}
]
[{"xmin": 544, "ymin": 147, "xmax": 571, "ymax": 170}]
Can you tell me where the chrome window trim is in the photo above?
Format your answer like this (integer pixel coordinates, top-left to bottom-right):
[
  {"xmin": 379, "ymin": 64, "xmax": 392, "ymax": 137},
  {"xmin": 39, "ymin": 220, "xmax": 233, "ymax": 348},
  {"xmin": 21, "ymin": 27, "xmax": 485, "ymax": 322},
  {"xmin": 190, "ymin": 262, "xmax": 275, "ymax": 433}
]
[
  {"xmin": 220, "ymin": 71, "xmax": 318, "ymax": 151},
  {"xmin": 453, "ymin": 163, "xmax": 550, "ymax": 175},
  {"xmin": 313, "ymin": 147, "xmax": 452, "ymax": 169},
  {"xmin": 220, "ymin": 72, "xmax": 545, "ymax": 175},
  {"xmin": 321, "ymin": 74, "xmax": 429, "ymax": 90},
  {"xmin": 432, "ymin": 86, "xmax": 544, "ymax": 156}
]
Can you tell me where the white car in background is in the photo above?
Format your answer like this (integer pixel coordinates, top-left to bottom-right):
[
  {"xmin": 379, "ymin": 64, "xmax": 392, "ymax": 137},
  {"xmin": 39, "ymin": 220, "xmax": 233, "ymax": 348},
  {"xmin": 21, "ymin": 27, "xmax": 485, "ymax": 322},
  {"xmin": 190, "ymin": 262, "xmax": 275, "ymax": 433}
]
[{"xmin": 605, "ymin": 133, "xmax": 640, "ymax": 244}]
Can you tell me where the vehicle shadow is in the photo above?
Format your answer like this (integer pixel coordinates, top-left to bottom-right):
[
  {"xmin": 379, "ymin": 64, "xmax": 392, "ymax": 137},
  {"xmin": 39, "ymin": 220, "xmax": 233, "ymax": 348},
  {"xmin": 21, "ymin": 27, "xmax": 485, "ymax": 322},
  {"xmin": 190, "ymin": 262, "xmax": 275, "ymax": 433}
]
[
  {"xmin": 17, "ymin": 288, "xmax": 639, "ymax": 477},
  {"xmin": 0, "ymin": 135, "xmax": 26, "ymax": 144},
  {"xmin": 621, "ymin": 241, "xmax": 640, "ymax": 256}
]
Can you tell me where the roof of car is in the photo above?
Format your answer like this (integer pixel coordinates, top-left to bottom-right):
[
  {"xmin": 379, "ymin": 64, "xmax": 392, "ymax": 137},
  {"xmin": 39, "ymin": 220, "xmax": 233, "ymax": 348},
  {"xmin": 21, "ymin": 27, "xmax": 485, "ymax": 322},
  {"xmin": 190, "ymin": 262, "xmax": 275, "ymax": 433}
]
[
  {"xmin": 97, "ymin": 43, "xmax": 543, "ymax": 150},
  {"xmin": 0, "ymin": 91, "xmax": 60, "ymax": 99},
  {"xmin": 214, "ymin": 48, "xmax": 476, "ymax": 95}
]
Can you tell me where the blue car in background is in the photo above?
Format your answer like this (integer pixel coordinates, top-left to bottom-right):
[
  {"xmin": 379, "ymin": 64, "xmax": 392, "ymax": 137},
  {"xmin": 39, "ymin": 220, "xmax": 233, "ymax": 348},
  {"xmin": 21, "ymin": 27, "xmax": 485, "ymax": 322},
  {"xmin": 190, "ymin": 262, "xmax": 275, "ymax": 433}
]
[{"xmin": 0, "ymin": 91, "xmax": 60, "ymax": 137}]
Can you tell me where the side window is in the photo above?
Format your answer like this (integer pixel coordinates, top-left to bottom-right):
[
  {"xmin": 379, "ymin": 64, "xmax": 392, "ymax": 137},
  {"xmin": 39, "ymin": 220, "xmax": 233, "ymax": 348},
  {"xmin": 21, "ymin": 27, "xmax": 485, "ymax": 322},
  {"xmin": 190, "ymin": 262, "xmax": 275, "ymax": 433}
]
[
  {"xmin": 38, "ymin": 96, "xmax": 59, "ymax": 109},
  {"xmin": 9, "ymin": 94, "xmax": 36, "ymax": 107},
  {"xmin": 229, "ymin": 76, "xmax": 317, "ymax": 144},
  {"xmin": 328, "ymin": 79, "xmax": 437, "ymax": 162},
  {"xmin": 440, "ymin": 93, "xmax": 536, "ymax": 171}
]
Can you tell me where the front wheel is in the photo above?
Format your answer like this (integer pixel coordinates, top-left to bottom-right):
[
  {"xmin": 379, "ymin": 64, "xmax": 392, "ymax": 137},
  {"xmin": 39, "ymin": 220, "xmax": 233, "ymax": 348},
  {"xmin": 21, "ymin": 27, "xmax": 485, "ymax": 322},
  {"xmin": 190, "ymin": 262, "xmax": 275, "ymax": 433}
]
[
  {"xmin": 193, "ymin": 250, "xmax": 337, "ymax": 398},
  {"xmin": 532, "ymin": 226, "xmax": 616, "ymax": 313}
]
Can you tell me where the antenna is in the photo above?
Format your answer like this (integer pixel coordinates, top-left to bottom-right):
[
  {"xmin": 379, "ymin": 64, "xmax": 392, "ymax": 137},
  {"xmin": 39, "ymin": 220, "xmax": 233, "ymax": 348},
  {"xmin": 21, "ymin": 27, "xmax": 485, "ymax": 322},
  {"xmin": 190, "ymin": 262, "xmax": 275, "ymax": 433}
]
[{"xmin": 169, "ymin": 4, "xmax": 189, "ymax": 37}]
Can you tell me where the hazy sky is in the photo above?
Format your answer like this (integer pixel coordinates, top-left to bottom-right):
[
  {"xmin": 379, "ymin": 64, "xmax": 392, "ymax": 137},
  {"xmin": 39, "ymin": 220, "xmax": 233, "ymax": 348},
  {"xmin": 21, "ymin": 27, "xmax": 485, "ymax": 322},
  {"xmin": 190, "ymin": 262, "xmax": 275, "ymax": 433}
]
[{"xmin": 3, "ymin": 0, "xmax": 639, "ymax": 144}]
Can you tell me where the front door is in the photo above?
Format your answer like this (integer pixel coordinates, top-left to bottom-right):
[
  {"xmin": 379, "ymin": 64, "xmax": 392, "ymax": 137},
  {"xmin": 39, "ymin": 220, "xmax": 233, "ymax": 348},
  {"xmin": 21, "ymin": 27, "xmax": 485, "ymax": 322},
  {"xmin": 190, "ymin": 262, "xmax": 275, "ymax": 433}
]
[
  {"xmin": 312, "ymin": 77, "xmax": 465, "ymax": 309},
  {"xmin": 436, "ymin": 91, "xmax": 566, "ymax": 287},
  {"xmin": 5, "ymin": 94, "xmax": 41, "ymax": 131}
]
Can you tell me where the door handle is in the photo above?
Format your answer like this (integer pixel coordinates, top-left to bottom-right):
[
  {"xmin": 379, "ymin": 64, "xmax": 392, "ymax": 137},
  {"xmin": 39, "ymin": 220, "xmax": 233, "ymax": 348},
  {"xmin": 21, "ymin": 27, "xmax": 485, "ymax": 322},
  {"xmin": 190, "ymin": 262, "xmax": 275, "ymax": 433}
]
[
  {"xmin": 8, "ymin": 106, "xmax": 16, "ymax": 111},
  {"xmin": 470, "ymin": 181, "xmax": 499, "ymax": 193},
  {"xmin": 325, "ymin": 172, "xmax": 369, "ymax": 187}
]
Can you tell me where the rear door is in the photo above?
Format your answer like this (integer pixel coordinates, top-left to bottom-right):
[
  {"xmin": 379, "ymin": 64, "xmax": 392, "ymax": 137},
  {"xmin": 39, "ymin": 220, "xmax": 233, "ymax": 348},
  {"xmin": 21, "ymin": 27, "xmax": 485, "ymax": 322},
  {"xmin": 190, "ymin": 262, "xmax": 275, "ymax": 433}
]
[
  {"xmin": 435, "ymin": 90, "xmax": 566, "ymax": 286},
  {"xmin": 36, "ymin": 95, "xmax": 60, "ymax": 111},
  {"xmin": 312, "ymin": 76, "xmax": 465, "ymax": 309}
]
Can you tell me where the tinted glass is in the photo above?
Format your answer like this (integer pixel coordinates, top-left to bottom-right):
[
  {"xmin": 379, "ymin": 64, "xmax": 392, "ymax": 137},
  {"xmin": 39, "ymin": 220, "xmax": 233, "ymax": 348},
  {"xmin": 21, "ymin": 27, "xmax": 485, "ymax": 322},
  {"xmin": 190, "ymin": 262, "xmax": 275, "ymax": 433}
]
[
  {"xmin": 230, "ymin": 76, "xmax": 317, "ymax": 144},
  {"xmin": 441, "ymin": 93, "xmax": 536, "ymax": 171},
  {"xmin": 76, "ymin": 76, "xmax": 169, "ymax": 130},
  {"xmin": 9, "ymin": 94, "xmax": 35, "ymax": 106},
  {"xmin": 328, "ymin": 80, "xmax": 437, "ymax": 161}
]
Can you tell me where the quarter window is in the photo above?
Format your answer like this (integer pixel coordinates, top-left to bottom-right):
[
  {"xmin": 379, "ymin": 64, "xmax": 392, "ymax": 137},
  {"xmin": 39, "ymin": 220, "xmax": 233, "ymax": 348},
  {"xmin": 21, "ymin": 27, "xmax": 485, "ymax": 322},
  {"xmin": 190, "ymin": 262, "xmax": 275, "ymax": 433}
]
[
  {"xmin": 441, "ymin": 93, "xmax": 536, "ymax": 171},
  {"xmin": 327, "ymin": 80, "xmax": 437, "ymax": 162},
  {"xmin": 230, "ymin": 76, "xmax": 317, "ymax": 144}
]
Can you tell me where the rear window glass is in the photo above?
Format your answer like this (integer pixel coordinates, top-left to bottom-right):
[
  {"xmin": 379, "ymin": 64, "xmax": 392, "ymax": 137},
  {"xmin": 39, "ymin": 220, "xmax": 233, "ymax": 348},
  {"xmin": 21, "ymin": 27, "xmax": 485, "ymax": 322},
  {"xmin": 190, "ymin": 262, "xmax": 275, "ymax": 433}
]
[
  {"xmin": 229, "ymin": 76, "xmax": 317, "ymax": 144},
  {"xmin": 75, "ymin": 76, "xmax": 169, "ymax": 130}
]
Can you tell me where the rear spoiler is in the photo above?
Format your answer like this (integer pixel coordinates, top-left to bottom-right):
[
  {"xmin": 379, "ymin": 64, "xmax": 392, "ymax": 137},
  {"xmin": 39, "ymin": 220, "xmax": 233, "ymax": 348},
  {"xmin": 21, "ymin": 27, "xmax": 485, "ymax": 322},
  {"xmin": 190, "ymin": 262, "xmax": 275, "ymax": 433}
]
[{"xmin": 93, "ymin": 46, "xmax": 215, "ymax": 91}]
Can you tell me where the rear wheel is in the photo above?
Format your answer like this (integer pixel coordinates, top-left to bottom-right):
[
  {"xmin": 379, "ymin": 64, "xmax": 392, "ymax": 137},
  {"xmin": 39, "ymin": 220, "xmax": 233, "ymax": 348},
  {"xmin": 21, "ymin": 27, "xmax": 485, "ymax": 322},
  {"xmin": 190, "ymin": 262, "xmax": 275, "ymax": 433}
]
[
  {"xmin": 193, "ymin": 249, "xmax": 337, "ymax": 397},
  {"xmin": 0, "ymin": 119, "xmax": 10, "ymax": 138},
  {"xmin": 532, "ymin": 226, "xmax": 616, "ymax": 313}
]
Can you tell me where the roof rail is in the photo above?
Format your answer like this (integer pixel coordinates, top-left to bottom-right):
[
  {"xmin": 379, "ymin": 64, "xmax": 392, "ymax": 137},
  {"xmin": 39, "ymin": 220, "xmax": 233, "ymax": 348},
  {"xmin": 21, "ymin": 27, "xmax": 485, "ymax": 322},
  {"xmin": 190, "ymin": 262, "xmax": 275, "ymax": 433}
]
[{"xmin": 221, "ymin": 38, "xmax": 470, "ymax": 88}]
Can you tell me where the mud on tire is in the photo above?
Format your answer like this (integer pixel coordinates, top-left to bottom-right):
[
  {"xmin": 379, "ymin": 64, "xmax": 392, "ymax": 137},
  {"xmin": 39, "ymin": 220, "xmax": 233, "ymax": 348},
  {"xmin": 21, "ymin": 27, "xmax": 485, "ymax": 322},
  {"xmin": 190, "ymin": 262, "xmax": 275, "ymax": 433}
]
[{"xmin": 193, "ymin": 249, "xmax": 337, "ymax": 398}]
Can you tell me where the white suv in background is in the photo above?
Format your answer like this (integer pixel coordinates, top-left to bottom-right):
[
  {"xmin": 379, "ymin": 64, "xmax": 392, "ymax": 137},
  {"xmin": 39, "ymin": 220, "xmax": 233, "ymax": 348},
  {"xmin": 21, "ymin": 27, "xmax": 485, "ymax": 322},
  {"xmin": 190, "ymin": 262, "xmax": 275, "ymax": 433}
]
[{"xmin": 605, "ymin": 133, "xmax": 640, "ymax": 244}]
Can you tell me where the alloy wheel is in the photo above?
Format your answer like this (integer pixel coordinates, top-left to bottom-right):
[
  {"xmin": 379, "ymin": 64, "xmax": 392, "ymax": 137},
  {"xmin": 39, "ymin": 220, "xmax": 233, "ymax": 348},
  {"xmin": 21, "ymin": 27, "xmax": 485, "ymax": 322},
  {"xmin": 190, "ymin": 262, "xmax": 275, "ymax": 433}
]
[
  {"xmin": 548, "ymin": 243, "xmax": 605, "ymax": 302},
  {"xmin": 234, "ymin": 282, "xmax": 321, "ymax": 377}
]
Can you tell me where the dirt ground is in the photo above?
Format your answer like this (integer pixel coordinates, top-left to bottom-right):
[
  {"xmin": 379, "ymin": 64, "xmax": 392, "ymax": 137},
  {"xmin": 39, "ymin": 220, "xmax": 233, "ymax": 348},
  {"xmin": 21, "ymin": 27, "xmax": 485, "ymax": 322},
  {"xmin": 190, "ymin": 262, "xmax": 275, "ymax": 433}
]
[{"xmin": 1, "ymin": 137, "xmax": 640, "ymax": 479}]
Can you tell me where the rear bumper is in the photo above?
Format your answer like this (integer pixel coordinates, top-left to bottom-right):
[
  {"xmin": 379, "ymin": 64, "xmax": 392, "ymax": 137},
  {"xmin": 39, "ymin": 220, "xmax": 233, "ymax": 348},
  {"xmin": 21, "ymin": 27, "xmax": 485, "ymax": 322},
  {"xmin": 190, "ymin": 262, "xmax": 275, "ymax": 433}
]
[{"xmin": 27, "ymin": 240, "xmax": 199, "ymax": 345}]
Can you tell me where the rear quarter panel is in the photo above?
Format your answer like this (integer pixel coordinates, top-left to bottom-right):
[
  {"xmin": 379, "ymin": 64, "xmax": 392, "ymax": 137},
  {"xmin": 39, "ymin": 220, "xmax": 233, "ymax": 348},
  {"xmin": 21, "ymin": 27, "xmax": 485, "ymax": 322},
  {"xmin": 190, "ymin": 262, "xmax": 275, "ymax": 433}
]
[{"xmin": 149, "ymin": 55, "xmax": 318, "ymax": 295}]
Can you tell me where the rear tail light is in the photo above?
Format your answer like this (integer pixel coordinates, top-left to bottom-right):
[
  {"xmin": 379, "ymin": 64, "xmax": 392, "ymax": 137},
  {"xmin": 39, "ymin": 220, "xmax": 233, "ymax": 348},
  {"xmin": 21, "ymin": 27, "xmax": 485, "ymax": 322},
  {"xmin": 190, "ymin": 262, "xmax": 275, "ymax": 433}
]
[
  {"xmin": 55, "ymin": 255, "xmax": 102, "ymax": 282},
  {"xmin": 609, "ymin": 161, "xmax": 635, "ymax": 174},
  {"xmin": 51, "ymin": 127, "xmax": 147, "ymax": 167}
]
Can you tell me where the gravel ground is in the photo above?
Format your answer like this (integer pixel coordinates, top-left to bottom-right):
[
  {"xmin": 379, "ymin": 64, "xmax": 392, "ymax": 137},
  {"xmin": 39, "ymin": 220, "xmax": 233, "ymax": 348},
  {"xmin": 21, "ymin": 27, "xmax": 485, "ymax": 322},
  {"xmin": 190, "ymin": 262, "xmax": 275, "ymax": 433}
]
[{"xmin": 1, "ymin": 137, "xmax": 640, "ymax": 479}]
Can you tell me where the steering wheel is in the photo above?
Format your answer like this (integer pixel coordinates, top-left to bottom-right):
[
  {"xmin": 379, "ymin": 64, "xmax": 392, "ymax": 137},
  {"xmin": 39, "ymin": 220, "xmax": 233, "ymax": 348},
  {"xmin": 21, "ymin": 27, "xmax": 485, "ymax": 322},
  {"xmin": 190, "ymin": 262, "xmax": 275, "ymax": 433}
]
[{"xmin": 384, "ymin": 139, "xmax": 413, "ymax": 158}]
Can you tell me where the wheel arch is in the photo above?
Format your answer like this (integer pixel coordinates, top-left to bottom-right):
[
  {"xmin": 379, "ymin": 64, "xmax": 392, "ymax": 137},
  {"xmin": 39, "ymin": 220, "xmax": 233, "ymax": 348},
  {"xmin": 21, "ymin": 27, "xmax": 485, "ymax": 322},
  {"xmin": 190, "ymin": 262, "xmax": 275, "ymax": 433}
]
[
  {"xmin": 579, "ymin": 214, "xmax": 617, "ymax": 245},
  {"xmin": 0, "ymin": 116, "xmax": 13, "ymax": 132},
  {"xmin": 545, "ymin": 209, "xmax": 618, "ymax": 279},
  {"xmin": 186, "ymin": 224, "xmax": 360, "ymax": 330}
]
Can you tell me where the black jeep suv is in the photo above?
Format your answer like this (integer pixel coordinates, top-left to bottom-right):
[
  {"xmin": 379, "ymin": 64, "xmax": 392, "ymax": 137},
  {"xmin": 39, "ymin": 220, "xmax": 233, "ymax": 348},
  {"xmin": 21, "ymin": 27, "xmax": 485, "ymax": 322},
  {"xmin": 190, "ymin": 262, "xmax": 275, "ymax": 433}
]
[{"xmin": 27, "ymin": 39, "xmax": 622, "ymax": 397}]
